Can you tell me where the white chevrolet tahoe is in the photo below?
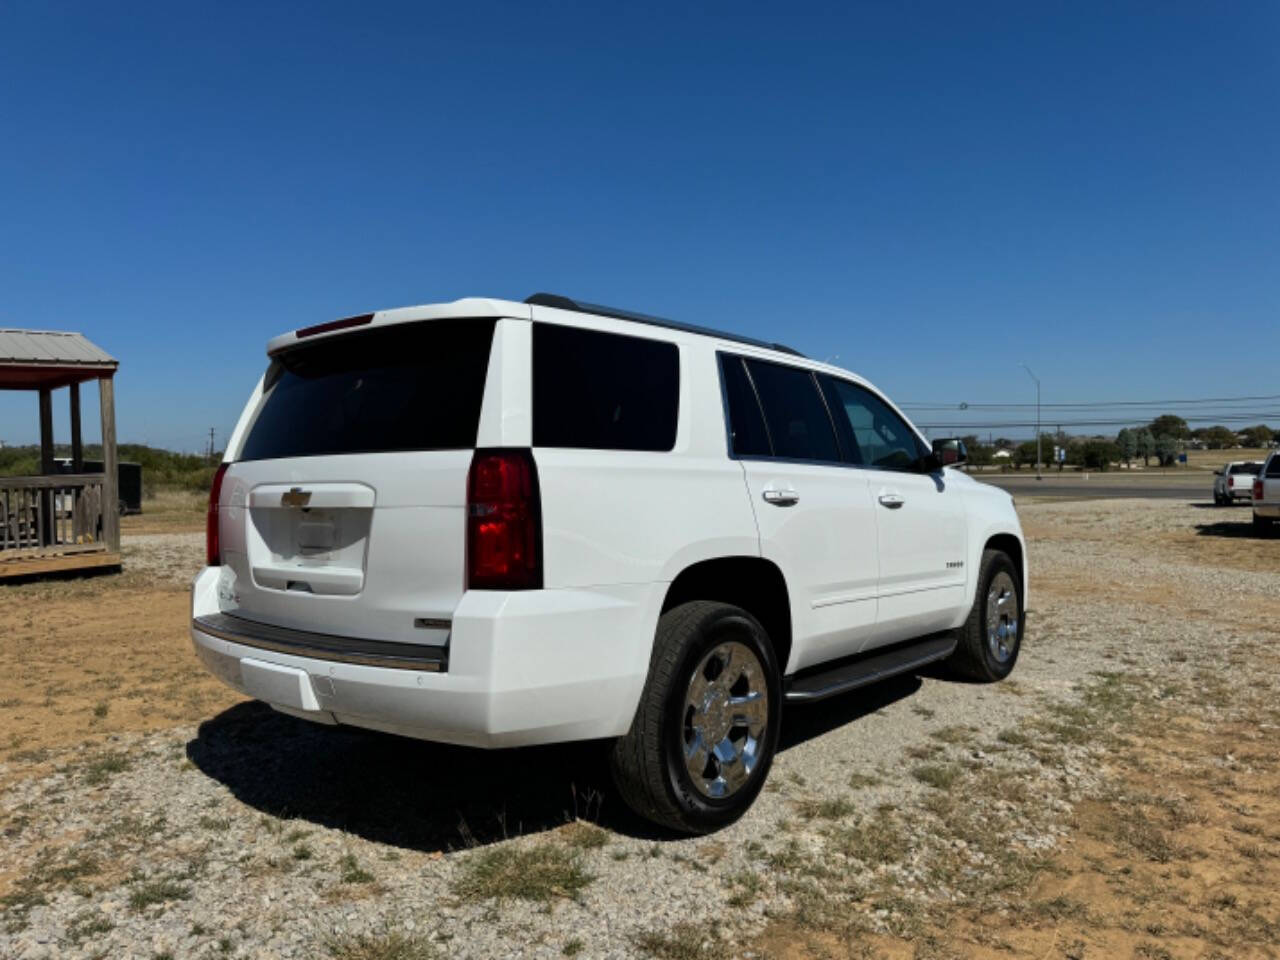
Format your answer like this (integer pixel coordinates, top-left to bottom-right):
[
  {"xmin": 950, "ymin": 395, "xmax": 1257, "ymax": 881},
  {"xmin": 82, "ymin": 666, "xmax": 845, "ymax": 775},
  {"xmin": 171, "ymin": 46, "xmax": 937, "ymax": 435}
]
[
  {"xmin": 1253, "ymin": 452, "xmax": 1280, "ymax": 534},
  {"xmin": 192, "ymin": 294, "xmax": 1028, "ymax": 833}
]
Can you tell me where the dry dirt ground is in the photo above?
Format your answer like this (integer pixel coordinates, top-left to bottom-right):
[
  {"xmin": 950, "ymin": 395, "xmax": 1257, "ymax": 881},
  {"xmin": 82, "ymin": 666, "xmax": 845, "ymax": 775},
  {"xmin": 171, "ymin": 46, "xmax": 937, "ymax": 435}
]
[{"xmin": 1, "ymin": 495, "xmax": 1278, "ymax": 959}]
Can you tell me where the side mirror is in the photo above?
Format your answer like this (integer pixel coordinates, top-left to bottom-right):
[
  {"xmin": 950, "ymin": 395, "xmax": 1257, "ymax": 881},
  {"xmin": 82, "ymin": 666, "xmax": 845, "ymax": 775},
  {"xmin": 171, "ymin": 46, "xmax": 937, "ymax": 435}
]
[{"xmin": 931, "ymin": 438, "xmax": 968, "ymax": 468}]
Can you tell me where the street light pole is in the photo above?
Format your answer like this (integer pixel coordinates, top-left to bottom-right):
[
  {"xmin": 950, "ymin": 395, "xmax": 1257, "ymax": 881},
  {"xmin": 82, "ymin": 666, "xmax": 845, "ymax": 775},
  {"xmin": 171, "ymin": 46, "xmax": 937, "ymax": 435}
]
[{"xmin": 1022, "ymin": 364, "xmax": 1041, "ymax": 480}]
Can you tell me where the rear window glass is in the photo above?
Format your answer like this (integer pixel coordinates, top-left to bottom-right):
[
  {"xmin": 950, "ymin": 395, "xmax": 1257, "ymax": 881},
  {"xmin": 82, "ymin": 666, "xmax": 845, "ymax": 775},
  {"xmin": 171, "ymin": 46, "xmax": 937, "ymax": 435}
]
[
  {"xmin": 1268, "ymin": 456, "xmax": 1280, "ymax": 478},
  {"xmin": 532, "ymin": 323, "xmax": 679, "ymax": 451},
  {"xmin": 742, "ymin": 358, "xmax": 840, "ymax": 462},
  {"xmin": 1229, "ymin": 463, "xmax": 1261, "ymax": 475},
  {"xmin": 719, "ymin": 355, "xmax": 771, "ymax": 457},
  {"xmin": 239, "ymin": 319, "xmax": 496, "ymax": 461}
]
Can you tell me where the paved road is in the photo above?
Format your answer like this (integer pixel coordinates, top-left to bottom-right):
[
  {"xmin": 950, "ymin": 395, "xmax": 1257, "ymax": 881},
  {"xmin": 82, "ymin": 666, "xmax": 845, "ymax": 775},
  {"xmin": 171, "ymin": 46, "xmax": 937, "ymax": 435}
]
[{"xmin": 978, "ymin": 475, "xmax": 1212, "ymax": 500}]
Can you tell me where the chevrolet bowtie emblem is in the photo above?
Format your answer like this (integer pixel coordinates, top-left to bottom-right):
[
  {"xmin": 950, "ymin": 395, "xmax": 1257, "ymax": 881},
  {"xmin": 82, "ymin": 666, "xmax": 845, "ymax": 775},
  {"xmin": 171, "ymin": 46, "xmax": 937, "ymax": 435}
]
[{"xmin": 281, "ymin": 487, "xmax": 311, "ymax": 508}]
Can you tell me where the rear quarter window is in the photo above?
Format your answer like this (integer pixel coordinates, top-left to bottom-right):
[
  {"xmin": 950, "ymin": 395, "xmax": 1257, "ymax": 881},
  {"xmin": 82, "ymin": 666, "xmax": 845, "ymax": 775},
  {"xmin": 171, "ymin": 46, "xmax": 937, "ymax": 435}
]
[
  {"xmin": 718, "ymin": 355, "xmax": 771, "ymax": 457},
  {"xmin": 239, "ymin": 319, "xmax": 496, "ymax": 461},
  {"xmin": 532, "ymin": 323, "xmax": 679, "ymax": 452}
]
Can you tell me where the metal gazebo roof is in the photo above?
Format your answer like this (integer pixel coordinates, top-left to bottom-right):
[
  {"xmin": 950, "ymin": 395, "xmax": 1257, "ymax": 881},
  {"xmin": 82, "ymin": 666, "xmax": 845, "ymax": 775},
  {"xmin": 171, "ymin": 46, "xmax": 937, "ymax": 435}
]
[{"xmin": 0, "ymin": 329, "xmax": 118, "ymax": 389}]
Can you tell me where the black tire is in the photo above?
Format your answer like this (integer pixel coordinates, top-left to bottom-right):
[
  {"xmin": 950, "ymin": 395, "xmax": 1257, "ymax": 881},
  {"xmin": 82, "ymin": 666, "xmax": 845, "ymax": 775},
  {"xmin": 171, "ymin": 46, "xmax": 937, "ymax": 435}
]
[
  {"xmin": 1254, "ymin": 513, "xmax": 1272, "ymax": 536},
  {"xmin": 947, "ymin": 549, "xmax": 1023, "ymax": 682},
  {"xmin": 610, "ymin": 601, "xmax": 782, "ymax": 834}
]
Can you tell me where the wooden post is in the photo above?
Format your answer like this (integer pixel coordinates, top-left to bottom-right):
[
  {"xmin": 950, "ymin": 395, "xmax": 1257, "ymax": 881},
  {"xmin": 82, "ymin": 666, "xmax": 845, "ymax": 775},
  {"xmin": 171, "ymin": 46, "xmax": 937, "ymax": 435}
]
[
  {"xmin": 39, "ymin": 387, "xmax": 55, "ymax": 474},
  {"xmin": 38, "ymin": 387, "xmax": 55, "ymax": 546},
  {"xmin": 99, "ymin": 376, "xmax": 120, "ymax": 553},
  {"xmin": 69, "ymin": 381, "xmax": 83, "ymax": 473}
]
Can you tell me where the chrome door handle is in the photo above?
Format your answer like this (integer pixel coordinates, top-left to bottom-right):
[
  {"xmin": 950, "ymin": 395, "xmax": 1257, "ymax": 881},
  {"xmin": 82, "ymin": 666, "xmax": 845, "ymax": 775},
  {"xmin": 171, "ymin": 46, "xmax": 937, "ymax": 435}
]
[
  {"xmin": 878, "ymin": 493, "xmax": 905, "ymax": 509},
  {"xmin": 762, "ymin": 489, "xmax": 799, "ymax": 506}
]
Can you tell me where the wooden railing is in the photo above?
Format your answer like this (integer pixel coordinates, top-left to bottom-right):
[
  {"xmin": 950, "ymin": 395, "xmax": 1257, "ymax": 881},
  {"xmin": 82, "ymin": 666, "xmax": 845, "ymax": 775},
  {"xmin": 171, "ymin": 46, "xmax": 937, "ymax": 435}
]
[{"xmin": 0, "ymin": 474, "xmax": 107, "ymax": 557}]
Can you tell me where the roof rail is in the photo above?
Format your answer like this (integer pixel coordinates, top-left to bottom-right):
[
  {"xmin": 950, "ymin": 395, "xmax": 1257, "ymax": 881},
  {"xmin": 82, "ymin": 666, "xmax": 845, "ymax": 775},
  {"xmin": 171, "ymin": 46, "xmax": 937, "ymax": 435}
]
[{"xmin": 524, "ymin": 293, "xmax": 805, "ymax": 358}]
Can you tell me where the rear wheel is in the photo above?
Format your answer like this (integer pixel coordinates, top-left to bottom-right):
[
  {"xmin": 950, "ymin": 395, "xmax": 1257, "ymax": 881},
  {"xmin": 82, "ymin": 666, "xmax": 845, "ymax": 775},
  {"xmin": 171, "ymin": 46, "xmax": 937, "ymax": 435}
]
[
  {"xmin": 1254, "ymin": 513, "xmax": 1274, "ymax": 536},
  {"xmin": 947, "ymin": 549, "xmax": 1023, "ymax": 682},
  {"xmin": 610, "ymin": 601, "xmax": 781, "ymax": 834}
]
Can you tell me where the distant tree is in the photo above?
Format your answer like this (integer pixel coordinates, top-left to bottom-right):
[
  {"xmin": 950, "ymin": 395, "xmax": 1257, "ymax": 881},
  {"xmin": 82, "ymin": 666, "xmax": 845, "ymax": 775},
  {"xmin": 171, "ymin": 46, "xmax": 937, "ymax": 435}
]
[
  {"xmin": 1148, "ymin": 414, "xmax": 1190, "ymax": 440},
  {"xmin": 966, "ymin": 443, "xmax": 995, "ymax": 468},
  {"xmin": 994, "ymin": 437, "xmax": 1014, "ymax": 450},
  {"xmin": 1241, "ymin": 424, "xmax": 1273, "ymax": 448},
  {"xmin": 1199, "ymin": 425, "xmax": 1237, "ymax": 450},
  {"xmin": 1134, "ymin": 428, "xmax": 1156, "ymax": 466},
  {"xmin": 1076, "ymin": 439, "xmax": 1121, "ymax": 471},
  {"xmin": 1116, "ymin": 428, "xmax": 1136, "ymax": 467},
  {"xmin": 1014, "ymin": 440, "xmax": 1039, "ymax": 470},
  {"xmin": 1154, "ymin": 433, "xmax": 1179, "ymax": 466}
]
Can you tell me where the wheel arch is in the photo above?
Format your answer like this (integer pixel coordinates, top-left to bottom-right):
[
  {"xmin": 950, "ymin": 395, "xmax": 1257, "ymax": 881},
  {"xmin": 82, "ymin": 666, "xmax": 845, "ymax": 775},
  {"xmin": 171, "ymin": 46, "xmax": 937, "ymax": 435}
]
[
  {"xmin": 983, "ymin": 532, "xmax": 1026, "ymax": 608},
  {"xmin": 661, "ymin": 556, "xmax": 793, "ymax": 675}
]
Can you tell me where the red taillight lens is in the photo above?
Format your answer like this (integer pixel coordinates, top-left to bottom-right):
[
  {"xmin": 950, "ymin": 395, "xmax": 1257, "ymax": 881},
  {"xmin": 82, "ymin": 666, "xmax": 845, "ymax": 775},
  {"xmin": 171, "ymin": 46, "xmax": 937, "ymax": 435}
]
[
  {"xmin": 1254, "ymin": 478, "xmax": 1264, "ymax": 501},
  {"xmin": 466, "ymin": 449, "xmax": 542, "ymax": 590},
  {"xmin": 206, "ymin": 463, "xmax": 229, "ymax": 566}
]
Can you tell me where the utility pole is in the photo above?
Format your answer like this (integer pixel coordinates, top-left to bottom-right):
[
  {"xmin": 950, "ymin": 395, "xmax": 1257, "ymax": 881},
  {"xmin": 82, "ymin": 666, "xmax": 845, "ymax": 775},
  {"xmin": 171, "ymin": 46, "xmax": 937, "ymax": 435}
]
[
  {"xmin": 1021, "ymin": 364, "xmax": 1041, "ymax": 480},
  {"xmin": 207, "ymin": 427, "xmax": 216, "ymax": 464}
]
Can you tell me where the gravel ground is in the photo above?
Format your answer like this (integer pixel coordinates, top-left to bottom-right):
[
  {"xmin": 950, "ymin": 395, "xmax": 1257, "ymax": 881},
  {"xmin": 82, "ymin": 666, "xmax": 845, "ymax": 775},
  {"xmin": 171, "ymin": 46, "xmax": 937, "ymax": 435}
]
[
  {"xmin": 119, "ymin": 532, "xmax": 203, "ymax": 585},
  {"xmin": 2, "ymin": 499, "xmax": 1278, "ymax": 959}
]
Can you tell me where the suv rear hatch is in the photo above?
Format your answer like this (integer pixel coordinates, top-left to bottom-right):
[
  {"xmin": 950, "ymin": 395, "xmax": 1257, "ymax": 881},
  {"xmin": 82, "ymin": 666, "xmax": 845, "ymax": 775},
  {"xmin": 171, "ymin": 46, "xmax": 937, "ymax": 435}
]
[{"xmin": 213, "ymin": 318, "xmax": 496, "ymax": 646}]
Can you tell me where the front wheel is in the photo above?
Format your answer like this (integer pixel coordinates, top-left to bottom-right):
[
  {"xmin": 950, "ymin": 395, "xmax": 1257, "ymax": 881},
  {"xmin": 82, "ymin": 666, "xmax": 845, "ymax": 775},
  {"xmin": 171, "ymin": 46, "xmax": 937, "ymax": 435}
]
[
  {"xmin": 947, "ymin": 549, "xmax": 1024, "ymax": 682},
  {"xmin": 610, "ymin": 601, "xmax": 781, "ymax": 834}
]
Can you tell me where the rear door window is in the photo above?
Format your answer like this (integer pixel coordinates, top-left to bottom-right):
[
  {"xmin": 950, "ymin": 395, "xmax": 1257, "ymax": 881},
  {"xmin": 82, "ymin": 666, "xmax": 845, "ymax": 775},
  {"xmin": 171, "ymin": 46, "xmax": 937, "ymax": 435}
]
[
  {"xmin": 741, "ymin": 358, "xmax": 840, "ymax": 463},
  {"xmin": 532, "ymin": 323, "xmax": 679, "ymax": 451},
  {"xmin": 1268, "ymin": 456, "xmax": 1280, "ymax": 478},
  {"xmin": 240, "ymin": 319, "xmax": 496, "ymax": 461}
]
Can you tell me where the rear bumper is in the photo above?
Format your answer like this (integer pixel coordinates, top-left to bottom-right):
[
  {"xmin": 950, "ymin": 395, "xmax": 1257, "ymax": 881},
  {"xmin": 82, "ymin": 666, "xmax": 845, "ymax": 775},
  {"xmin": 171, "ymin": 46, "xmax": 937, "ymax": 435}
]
[
  {"xmin": 190, "ymin": 567, "xmax": 659, "ymax": 748},
  {"xmin": 1254, "ymin": 503, "xmax": 1280, "ymax": 519}
]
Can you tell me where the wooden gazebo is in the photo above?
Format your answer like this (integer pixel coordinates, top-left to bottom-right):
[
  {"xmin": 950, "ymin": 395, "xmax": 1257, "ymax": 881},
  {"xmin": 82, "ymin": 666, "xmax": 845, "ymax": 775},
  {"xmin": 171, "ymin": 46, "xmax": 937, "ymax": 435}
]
[{"xmin": 0, "ymin": 329, "xmax": 120, "ymax": 579}]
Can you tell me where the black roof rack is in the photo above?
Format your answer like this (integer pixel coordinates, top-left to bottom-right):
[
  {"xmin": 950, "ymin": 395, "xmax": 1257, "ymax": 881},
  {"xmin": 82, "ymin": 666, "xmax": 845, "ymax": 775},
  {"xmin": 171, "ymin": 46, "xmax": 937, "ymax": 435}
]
[{"xmin": 524, "ymin": 293, "xmax": 805, "ymax": 358}]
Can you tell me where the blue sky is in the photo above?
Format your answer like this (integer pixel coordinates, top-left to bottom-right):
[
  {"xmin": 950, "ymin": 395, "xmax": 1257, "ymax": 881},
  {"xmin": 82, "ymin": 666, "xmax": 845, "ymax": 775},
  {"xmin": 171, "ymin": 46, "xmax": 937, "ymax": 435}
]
[{"xmin": 2, "ymin": 2, "xmax": 1277, "ymax": 450}]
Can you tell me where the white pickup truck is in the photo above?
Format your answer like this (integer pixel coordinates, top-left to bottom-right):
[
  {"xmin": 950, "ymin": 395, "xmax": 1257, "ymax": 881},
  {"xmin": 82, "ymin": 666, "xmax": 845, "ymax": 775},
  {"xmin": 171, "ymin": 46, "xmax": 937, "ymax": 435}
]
[
  {"xmin": 1214, "ymin": 461, "xmax": 1262, "ymax": 505},
  {"xmin": 1253, "ymin": 452, "xmax": 1280, "ymax": 534}
]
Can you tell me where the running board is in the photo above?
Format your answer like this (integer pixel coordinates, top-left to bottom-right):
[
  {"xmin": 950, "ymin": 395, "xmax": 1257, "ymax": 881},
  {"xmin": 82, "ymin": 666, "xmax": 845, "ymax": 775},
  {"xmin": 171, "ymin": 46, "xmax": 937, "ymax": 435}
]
[{"xmin": 784, "ymin": 633, "xmax": 957, "ymax": 702}]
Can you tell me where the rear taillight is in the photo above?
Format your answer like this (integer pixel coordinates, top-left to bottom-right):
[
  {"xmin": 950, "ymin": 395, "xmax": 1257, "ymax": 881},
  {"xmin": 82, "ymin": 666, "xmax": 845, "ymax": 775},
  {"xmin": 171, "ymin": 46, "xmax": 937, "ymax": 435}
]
[
  {"xmin": 206, "ymin": 463, "xmax": 229, "ymax": 566},
  {"xmin": 1254, "ymin": 478, "xmax": 1264, "ymax": 501},
  {"xmin": 466, "ymin": 449, "xmax": 542, "ymax": 590}
]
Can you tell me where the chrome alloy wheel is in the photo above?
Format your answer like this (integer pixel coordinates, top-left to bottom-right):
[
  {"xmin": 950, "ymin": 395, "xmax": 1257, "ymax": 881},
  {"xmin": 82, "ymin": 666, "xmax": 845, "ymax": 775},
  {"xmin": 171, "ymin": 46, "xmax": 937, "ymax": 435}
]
[
  {"xmin": 681, "ymin": 641, "xmax": 769, "ymax": 799},
  {"xmin": 986, "ymin": 571, "xmax": 1020, "ymax": 663}
]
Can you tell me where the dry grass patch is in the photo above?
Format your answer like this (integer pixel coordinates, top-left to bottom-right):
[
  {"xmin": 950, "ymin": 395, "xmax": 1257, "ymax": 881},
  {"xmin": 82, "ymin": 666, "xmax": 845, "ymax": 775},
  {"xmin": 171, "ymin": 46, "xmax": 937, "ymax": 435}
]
[
  {"xmin": 792, "ymin": 795, "xmax": 856, "ymax": 821},
  {"xmin": 910, "ymin": 763, "xmax": 960, "ymax": 790},
  {"xmin": 453, "ymin": 842, "xmax": 592, "ymax": 903},
  {"xmin": 120, "ymin": 487, "xmax": 206, "ymax": 534},
  {"xmin": 325, "ymin": 931, "xmax": 439, "ymax": 960},
  {"xmin": 559, "ymin": 820, "xmax": 609, "ymax": 849},
  {"xmin": 127, "ymin": 876, "xmax": 191, "ymax": 912},
  {"xmin": 635, "ymin": 921, "xmax": 721, "ymax": 959}
]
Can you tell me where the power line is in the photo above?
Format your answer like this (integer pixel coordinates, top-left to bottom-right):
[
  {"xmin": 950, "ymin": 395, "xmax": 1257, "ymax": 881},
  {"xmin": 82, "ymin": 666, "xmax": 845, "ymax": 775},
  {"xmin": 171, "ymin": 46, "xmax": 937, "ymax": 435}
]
[
  {"xmin": 900, "ymin": 393, "xmax": 1280, "ymax": 411},
  {"xmin": 915, "ymin": 410, "xmax": 1280, "ymax": 430}
]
